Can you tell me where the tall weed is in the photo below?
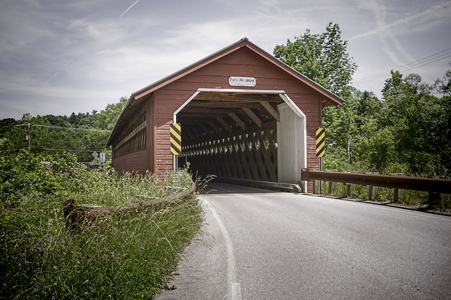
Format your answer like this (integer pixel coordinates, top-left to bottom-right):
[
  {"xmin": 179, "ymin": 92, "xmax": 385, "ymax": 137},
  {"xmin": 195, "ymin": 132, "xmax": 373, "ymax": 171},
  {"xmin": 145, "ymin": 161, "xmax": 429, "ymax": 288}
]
[{"xmin": 0, "ymin": 151, "xmax": 202, "ymax": 299}]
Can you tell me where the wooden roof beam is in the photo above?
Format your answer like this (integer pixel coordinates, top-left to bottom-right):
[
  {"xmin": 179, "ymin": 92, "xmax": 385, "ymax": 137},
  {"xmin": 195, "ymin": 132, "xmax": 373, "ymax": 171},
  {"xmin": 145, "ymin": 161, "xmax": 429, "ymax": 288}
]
[
  {"xmin": 180, "ymin": 107, "xmax": 242, "ymax": 114},
  {"xmin": 242, "ymin": 107, "xmax": 262, "ymax": 128},
  {"xmin": 228, "ymin": 113, "xmax": 246, "ymax": 130},
  {"xmin": 216, "ymin": 117, "xmax": 232, "ymax": 134},
  {"xmin": 194, "ymin": 93, "xmax": 281, "ymax": 102},
  {"xmin": 198, "ymin": 123, "xmax": 212, "ymax": 137},
  {"xmin": 178, "ymin": 113, "xmax": 227, "ymax": 119},
  {"xmin": 188, "ymin": 101, "xmax": 261, "ymax": 109},
  {"xmin": 260, "ymin": 101, "xmax": 280, "ymax": 122},
  {"xmin": 207, "ymin": 121, "xmax": 221, "ymax": 133}
]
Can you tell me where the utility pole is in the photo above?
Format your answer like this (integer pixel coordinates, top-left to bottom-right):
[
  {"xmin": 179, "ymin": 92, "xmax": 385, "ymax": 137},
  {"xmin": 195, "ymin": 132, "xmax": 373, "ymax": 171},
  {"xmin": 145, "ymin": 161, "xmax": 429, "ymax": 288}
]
[
  {"xmin": 26, "ymin": 123, "xmax": 31, "ymax": 151},
  {"xmin": 16, "ymin": 123, "xmax": 32, "ymax": 152}
]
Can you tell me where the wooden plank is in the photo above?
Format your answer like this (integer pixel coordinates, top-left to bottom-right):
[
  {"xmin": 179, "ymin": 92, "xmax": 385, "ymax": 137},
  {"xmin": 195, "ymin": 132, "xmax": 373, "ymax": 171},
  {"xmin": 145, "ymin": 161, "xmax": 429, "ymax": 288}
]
[
  {"xmin": 259, "ymin": 101, "xmax": 280, "ymax": 122},
  {"xmin": 197, "ymin": 124, "xmax": 213, "ymax": 137},
  {"xmin": 178, "ymin": 112, "xmax": 229, "ymax": 119},
  {"xmin": 188, "ymin": 101, "xmax": 262, "ymax": 109},
  {"xmin": 194, "ymin": 92, "xmax": 282, "ymax": 102},
  {"xmin": 231, "ymin": 143, "xmax": 245, "ymax": 179},
  {"xmin": 243, "ymin": 134, "xmax": 260, "ymax": 180},
  {"xmin": 216, "ymin": 117, "xmax": 232, "ymax": 133},
  {"xmin": 267, "ymin": 129, "xmax": 278, "ymax": 174},
  {"xmin": 180, "ymin": 107, "xmax": 242, "ymax": 114},
  {"xmin": 218, "ymin": 139, "xmax": 232, "ymax": 178},
  {"xmin": 250, "ymin": 133, "xmax": 268, "ymax": 181},
  {"xmin": 236, "ymin": 136, "xmax": 252, "ymax": 179},
  {"xmin": 206, "ymin": 121, "xmax": 221, "ymax": 134},
  {"xmin": 301, "ymin": 169, "xmax": 451, "ymax": 194},
  {"xmin": 258, "ymin": 130, "xmax": 277, "ymax": 181},
  {"xmin": 225, "ymin": 140, "xmax": 238, "ymax": 178},
  {"xmin": 228, "ymin": 113, "xmax": 246, "ymax": 130},
  {"xmin": 242, "ymin": 107, "xmax": 262, "ymax": 127}
]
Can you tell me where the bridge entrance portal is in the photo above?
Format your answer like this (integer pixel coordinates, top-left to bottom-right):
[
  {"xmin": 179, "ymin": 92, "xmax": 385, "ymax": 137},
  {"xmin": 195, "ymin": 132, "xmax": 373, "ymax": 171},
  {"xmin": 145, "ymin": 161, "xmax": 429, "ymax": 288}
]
[{"xmin": 174, "ymin": 88, "xmax": 306, "ymax": 188}]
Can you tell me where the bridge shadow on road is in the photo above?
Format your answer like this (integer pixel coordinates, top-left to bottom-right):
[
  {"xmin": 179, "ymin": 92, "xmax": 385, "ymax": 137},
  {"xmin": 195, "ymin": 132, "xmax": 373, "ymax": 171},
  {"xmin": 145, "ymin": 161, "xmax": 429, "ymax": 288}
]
[{"xmin": 199, "ymin": 180, "xmax": 277, "ymax": 195}]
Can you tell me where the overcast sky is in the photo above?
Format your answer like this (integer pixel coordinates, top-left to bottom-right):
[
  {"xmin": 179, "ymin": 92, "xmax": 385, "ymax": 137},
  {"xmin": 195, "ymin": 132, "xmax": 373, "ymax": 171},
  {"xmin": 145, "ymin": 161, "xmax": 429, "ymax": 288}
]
[{"xmin": 1, "ymin": 0, "xmax": 450, "ymax": 120}]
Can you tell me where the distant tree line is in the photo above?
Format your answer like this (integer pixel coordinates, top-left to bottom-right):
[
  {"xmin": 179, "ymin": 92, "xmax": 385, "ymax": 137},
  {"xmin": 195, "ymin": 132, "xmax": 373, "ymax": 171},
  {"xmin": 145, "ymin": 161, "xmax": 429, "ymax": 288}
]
[
  {"xmin": 0, "ymin": 97, "xmax": 127, "ymax": 162},
  {"xmin": 2, "ymin": 23, "xmax": 450, "ymax": 179},
  {"xmin": 275, "ymin": 22, "xmax": 451, "ymax": 178}
]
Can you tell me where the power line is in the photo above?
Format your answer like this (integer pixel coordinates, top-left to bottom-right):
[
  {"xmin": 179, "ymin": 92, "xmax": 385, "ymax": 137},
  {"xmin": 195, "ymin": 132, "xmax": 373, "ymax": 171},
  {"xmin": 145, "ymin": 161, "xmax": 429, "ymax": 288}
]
[
  {"xmin": 353, "ymin": 47, "xmax": 451, "ymax": 85},
  {"xmin": 0, "ymin": 147, "xmax": 108, "ymax": 153},
  {"xmin": 16, "ymin": 123, "xmax": 110, "ymax": 132},
  {"xmin": 36, "ymin": 147, "xmax": 108, "ymax": 152}
]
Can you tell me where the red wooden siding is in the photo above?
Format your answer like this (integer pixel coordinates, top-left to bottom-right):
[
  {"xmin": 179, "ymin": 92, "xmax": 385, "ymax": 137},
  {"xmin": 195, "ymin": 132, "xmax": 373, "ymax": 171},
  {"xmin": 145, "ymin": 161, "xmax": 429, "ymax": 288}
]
[
  {"xmin": 108, "ymin": 39, "xmax": 343, "ymax": 192},
  {"xmin": 149, "ymin": 47, "xmax": 323, "ymax": 178},
  {"xmin": 112, "ymin": 149, "xmax": 147, "ymax": 174}
]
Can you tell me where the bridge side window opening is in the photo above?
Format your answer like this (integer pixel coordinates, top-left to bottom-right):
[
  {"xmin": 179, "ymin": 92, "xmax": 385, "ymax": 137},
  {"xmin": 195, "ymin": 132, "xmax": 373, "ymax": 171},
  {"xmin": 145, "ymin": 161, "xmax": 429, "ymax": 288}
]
[{"xmin": 113, "ymin": 109, "xmax": 146, "ymax": 158}]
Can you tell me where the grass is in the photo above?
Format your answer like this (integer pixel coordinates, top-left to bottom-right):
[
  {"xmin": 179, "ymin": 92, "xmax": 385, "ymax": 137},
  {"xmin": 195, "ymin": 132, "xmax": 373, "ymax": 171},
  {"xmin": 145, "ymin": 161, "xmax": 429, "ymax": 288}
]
[{"xmin": 0, "ymin": 152, "xmax": 203, "ymax": 299}]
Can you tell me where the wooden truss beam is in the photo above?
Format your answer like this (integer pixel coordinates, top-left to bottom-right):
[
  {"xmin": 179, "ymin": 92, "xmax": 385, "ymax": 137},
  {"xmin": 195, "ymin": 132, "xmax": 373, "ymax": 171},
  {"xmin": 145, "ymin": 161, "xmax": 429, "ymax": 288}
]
[
  {"xmin": 259, "ymin": 101, "xmax": 280, "ymax": 122},
  {"xmin": 207, "ymin": 121, "xmax": 221, "ymax": 133},
  {"xmin": 242, "ymin": 107, "xmax": 262, "ymax": 128},
  {"xmin": 228, "ymin": 113, "xmax": 246, "ymax": 130},
  {"xmin": 216, "ymin": 117, "xmax": 232, "ymax": 133},
  {"xmin": 188, "ymin": 101, "xmax": 262, "ymax": 109},
  {"xmin": 194, "ymin": 92, "xmax": 281, "ymax": 102}
]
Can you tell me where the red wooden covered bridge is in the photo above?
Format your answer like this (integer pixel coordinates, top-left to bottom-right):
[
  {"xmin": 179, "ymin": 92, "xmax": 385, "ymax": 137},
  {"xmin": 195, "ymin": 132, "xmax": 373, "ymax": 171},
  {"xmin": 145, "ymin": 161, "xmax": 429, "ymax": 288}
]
[{"xmin": 106, "ymin": 38, "xmax": 343, "ymax": 192}]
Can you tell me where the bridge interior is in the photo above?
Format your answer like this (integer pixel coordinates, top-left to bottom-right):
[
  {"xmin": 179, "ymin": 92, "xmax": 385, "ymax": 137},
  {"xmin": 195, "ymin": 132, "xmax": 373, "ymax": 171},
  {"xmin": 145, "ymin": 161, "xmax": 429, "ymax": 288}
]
[{"xmin": 177, "ymin": 90, "xmax": 286, "ymax": 182}]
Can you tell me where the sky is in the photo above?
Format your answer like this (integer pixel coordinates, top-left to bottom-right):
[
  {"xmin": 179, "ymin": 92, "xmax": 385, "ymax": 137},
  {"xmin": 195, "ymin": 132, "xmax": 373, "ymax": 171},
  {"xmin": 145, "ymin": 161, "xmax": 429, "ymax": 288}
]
[{"xmin": 1, "ymin": 0, "xmax": 450, "ymax": 120}]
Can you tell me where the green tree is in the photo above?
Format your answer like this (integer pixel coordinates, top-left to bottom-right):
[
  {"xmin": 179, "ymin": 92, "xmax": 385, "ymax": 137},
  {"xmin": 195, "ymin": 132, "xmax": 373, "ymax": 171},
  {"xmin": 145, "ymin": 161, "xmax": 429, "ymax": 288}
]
[
  {"xmin": 323, "ymin": 87, "xmax": 383, "ymax": 170},
  {"xmin": 273, "ymin": 22, "xmax": 357, "ymax": 96},
  {"xmin": 0, "ymin": 118, "xmax": 22, "ymax": 152},
  {"xmin": 381, "ymin": 70, "xmax": 451, "ymax": 176},
  {"xmin": 98, "ymin": 97, "xmax": 128, "ymax": 130},
  {"xmin": 435, "ymin": 62, "xmax": 451, "ymax": 96},
  {"xmin": 1, "ymin": 97, "xmax": 127, "ymax": 160}
]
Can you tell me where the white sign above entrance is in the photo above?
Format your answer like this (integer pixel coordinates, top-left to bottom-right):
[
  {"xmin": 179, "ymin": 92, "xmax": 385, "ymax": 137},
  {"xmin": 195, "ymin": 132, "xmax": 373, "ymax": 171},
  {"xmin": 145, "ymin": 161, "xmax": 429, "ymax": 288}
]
[{"xmin": 229, "ymin": 76, "xmax": 256, "ymax": 87}]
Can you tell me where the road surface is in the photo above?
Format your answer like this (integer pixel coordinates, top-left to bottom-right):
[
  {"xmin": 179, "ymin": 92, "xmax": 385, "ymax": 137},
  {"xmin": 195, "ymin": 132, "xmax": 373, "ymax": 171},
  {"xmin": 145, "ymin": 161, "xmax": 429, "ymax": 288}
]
[{"xmin": 157, "ymin": 182, "xmax": 451, "ymax": 299}]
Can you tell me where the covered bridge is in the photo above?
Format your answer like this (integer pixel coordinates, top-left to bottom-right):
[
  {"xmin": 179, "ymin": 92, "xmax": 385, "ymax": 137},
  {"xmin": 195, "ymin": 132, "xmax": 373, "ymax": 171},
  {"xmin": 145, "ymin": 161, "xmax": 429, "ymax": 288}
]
[{"xmin": 106, "ymin": 38, "xmax": 343, "ymax": 192}]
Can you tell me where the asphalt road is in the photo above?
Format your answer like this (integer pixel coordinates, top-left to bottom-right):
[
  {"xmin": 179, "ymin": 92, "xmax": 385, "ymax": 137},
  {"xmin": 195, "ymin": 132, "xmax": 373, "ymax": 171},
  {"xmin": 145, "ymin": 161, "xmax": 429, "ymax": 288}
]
[{"xmin": 156, "ymin": 182, "xmax": 451, "ymax": 300}]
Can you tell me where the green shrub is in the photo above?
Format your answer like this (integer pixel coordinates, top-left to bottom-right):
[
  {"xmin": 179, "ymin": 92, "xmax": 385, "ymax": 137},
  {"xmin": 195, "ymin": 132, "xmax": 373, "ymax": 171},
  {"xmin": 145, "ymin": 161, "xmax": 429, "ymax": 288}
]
[{"xmin": 0, "ymin": 151, "xmax": 202, "ymax": 299}]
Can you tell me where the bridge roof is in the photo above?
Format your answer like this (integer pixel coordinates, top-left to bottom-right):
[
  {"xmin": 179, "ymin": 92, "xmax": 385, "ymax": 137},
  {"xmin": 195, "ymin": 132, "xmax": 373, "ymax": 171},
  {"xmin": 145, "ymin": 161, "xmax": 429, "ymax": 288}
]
[{"xmin": 107, "ymin": 38, "xmax": 344, "ymax": 147}]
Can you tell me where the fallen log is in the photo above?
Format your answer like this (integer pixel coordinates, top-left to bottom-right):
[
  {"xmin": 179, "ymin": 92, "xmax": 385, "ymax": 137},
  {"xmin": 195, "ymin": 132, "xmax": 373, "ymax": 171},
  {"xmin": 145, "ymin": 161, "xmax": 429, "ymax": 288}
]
[{"xmin": 63, "ymin": 177, "xmax": 196, "ymax": 231}]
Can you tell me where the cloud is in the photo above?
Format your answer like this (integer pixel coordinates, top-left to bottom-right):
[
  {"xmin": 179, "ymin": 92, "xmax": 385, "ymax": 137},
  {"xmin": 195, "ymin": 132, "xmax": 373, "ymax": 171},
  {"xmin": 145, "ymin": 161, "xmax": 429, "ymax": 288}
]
[
  {"xmin": 350, "ymin": 0, "xmax": 451, "ymax": 41},
  {"xmin": 1, "ymin": 0, "xmax": 450, "ymax": 119},
  {"xmin": 349, "ymin": 0, "xmax": 451, "ymax": 67},
  {"xmin": 119, "ymin": 0, "xmax": 140, "ymax": 18}
]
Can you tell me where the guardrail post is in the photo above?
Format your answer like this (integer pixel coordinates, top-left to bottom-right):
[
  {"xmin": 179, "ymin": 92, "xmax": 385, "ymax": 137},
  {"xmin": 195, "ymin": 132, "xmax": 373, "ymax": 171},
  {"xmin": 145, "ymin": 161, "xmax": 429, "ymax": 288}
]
[
  {"xmin": 301, "ymin": 168, "xmax": 451, "ymax": 201},
  {"xmin": 392, "ymin": 173, "xmax": 405, "ymax": 203},
  {"xmin": 313, "ymin": 180, "xmax": 318, "ymax": 194},
  {"xmin": 368, "ymin": 186, "xmax": 374, "ymax": 200},
  {"xmin": 328, "ymin": 170, "xmax": 337, "ymax": 195},
  {"xmin": 347, "ymin": 183, "xmax": 353, "ymax": 198},
  {"xmin": 367, "ymin": 172, "xmax": 379, "ymax": 201},
  {"xmin": 428, "ymin": 191, "xmax": 441, "ymax": 208},
  {"xmin": 328, "ymin": 181, "xmax": 334, "ymax": 194},
  {"xmin": 394, "ymin": 188, "xmax": 399, "ymax": 202}
]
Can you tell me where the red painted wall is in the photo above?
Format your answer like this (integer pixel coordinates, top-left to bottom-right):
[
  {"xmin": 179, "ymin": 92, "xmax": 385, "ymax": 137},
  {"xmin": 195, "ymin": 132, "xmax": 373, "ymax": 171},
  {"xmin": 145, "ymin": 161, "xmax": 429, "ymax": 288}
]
[
  {"xmin": 112, "ymin": 149, "xmax": 147, "ymax": 174},
  {"xmin": 149, "ymin": 47, "xmax": 322, "ymax": 186}
]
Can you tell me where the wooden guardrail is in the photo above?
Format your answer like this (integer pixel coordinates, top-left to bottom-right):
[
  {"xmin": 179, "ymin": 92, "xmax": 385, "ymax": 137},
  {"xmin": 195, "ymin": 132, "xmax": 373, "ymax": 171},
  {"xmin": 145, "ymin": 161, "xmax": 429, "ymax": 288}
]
[
  {"xmin": 63, "ymin": 176, "xmax": 196, "ymax": 231},
  {"xmin": 301, "ymin": 169, "xmax": 451, "ymax": 206}
]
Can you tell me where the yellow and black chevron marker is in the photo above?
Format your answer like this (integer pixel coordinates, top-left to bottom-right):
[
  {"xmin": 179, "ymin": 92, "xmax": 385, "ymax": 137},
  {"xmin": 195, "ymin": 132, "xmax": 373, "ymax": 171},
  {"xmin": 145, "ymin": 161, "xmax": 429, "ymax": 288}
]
[
  {"xmin": 170, "ymin": 123, "xmax": 181, "ymax": 156},
  {"xmin": 316, "ymin": 127, "xmax": 325, "ymax": 158}
]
